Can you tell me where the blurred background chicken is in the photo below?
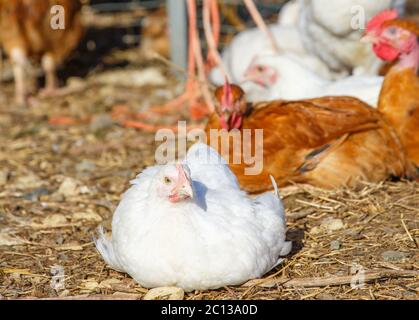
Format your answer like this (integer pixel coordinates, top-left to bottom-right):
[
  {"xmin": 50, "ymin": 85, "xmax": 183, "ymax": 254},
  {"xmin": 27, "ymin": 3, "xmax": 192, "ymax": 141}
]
[
  {"xmin": 209, "ymin": 12, "xmax": 333, "ymax": 85},
  {"xmin": 210, "ymin": 0, "xmax": 406, "ymax": 89},
  {"xmin": 298, "ymin": 0, "xmax": 406, "ymax": 76},
  {"xmin": 139, "ymin": 7, "xmax": 169, "ymax": 59},
  {"xmin": 0, "ymin": 0, "xmax": 83, "ymax": 105},
  {"xmin": 242, "ymin": 53, "xmax": 383, "ymax": 106}
]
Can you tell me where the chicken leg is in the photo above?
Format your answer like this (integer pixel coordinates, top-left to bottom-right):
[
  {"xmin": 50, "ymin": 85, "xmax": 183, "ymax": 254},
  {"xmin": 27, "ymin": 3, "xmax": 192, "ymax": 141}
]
[
  {"xmin": 10, "ymin": 47, "xmax": 28, "ymax": 106},
  {"xmin": 40, "ymin": 52, "xmax": 58, "ymax": 96},
  {"xmin": 204, "ymin": 0, "xmax": 221, "ymax": 72}
]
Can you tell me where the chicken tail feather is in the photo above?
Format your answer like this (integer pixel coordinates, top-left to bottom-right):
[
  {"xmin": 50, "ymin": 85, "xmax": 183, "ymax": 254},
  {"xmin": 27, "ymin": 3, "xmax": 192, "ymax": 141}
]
[
  {"xmin": 269, "ymin": 175, "xmax": 292, "ymax": 258},
  {"xmin": 269, "ymin": 175, "xmax": 279, "ymax": 198},
  {"xmin": 94, "ymin": 226, "xmax": 125, "ymax": 272}
]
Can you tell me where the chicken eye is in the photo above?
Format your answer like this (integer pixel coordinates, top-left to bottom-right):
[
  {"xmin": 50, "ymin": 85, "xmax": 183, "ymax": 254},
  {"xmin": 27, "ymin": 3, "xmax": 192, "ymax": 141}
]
[
  {"xmin": 163, "ymin": 177, "xmax": 172, "ymax": 184},
  {"xmin": 387, "ymin": 27, "xmax": 397, "ymax": 35},
  {"xmin": 257, "ymin": 65, "xmax": 265, "ymax": 72}
]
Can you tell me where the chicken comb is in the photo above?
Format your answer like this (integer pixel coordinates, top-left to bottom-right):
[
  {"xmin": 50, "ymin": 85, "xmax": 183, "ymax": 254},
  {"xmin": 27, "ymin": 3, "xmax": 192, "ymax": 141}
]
[
  {"xmin": 222, "ymin": 78, "xmax": 233, "ymax": 106},
  {"xmin": 176, "ymin": 163, "xmax": 189, "ymax": 182},
  {"xmin": 366, "ymin": 9, "xmax": 398, "ymax": 33},
  {"xmin": 214, "ymin": 81, "xmax": 245, "ymax": 108}
]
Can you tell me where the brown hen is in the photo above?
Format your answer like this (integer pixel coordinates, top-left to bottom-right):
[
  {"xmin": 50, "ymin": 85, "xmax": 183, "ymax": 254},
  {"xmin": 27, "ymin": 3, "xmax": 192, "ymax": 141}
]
[
  {"xmin": 0, "ymin": 0, "xmax": 83, "ymax": 105},
  {"xmin": 205, "ymin": 84, "xmax": 412, "ymax": 193}
]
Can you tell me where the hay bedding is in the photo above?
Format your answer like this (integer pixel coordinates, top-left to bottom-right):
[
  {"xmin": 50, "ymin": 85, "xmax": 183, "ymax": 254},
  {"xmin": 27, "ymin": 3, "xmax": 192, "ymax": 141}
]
[{"xmin": 0, "ymin": 46, "xmax": 418, "ymax": 300}]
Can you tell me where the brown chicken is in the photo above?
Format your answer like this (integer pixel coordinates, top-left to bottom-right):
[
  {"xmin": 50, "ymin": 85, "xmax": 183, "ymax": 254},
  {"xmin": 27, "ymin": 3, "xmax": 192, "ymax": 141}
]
[
  {"xmin": 362, "ymin": 10, "xmax": 419, "ymax": 174},
  {"xmin": 140, "ymin": 7, "xmax": 170, "ymax": 59},
  {"xmin": 204, "ymin": 83, "xmax": 412, "ymax": 193},
  {"xmin": 0, "ymin": 0, "xmax": 83, "ymax": 105}
]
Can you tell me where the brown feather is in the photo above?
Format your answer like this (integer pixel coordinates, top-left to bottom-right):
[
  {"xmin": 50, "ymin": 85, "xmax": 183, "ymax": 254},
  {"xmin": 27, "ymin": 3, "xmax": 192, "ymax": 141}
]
[{"xmin": 379, "ymin": 67, "xmax": 419, "ymax": 168}]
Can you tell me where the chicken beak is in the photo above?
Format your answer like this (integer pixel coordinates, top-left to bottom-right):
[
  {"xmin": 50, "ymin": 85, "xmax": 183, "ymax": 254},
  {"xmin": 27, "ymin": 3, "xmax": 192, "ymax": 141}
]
[
  {"xmin": 169, "ymin": 181, "xmax": 193, "ymax": 202},
  {"xmin": 177, "ymin": 182, "xmax": 194, "ymax": 200},
  {"xmin": 169, "ymin": 164, "xmax": 194, "ymax": 202},
  {"xmin": 243, "ymin": 69, "xmax": 257, "ymax": 83},
  {"xmin": 243, "ymin": 70, "xmax": 268, "ymax": 89},
  {"xmin": 221, "ymin": 108, "xmax": 231, "ymax": 121},
  {"xmin": 360, "ymin": 34, "xmax": 379, "ymax": 44}
]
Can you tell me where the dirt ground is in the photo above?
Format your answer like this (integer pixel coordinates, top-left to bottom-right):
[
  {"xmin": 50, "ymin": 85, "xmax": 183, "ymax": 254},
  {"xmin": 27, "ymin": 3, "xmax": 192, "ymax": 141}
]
[{"xmin": 0, "ymin": 7, "xmax": 418, "ymax": 300}]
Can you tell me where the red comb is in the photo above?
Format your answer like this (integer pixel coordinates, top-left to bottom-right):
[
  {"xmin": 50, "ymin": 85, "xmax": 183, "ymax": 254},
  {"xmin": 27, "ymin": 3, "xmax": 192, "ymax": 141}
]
[
  {"xmin": 176, "ymin": 164, "xmax": 188, "ymax": 182},
  {"xmin": 366, "ymin": 9, "xmax": 398, "ymax": 33},
  {"xmin": 222, "ymin": 77, "xmax": 233, "ymax": 107}
]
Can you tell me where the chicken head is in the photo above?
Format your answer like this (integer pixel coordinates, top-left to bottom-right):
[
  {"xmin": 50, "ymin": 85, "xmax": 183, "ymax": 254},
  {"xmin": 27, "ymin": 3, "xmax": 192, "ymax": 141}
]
[
  {"xmin": 156, "ymin": 164, "xmax": 194, "ymax": 203},
  {"xmin": 362, "ymin": 9, "xmax": 419, "ymax": 63},
  {"xmin": 214, "ymin": 81, "xmax": 247, "ymax": 130}
]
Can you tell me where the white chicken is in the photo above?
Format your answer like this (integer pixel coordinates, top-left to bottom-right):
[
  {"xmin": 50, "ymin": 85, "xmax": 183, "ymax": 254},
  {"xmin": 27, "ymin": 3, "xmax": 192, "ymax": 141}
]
[
  {"xmin": 298, "ymin": 0, "xmax": 406, "ymax": 75},
  {"xmin": 210, "ymin": 0, "xmax": 405, "ymax": 89},
  {"xmin": 243, "ymin": 54, "xmax": 384, "ymax": 106},
  {"xmin": 277, "ymin": 0, "xmax": 301, "ymax": 27},
  {"xmin": 209, "ymin": 24, "xmax": 318, "ymax": 84},
  {"xmin": 95, "ymin": 143, "xmax": 291, "ymax": 292}
]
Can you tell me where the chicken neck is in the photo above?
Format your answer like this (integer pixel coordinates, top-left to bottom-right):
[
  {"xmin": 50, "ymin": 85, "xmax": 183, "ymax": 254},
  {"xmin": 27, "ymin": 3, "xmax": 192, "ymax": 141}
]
[{"xmin": 395, "ymin": 38, "xmax": 419, "ymax": 74}]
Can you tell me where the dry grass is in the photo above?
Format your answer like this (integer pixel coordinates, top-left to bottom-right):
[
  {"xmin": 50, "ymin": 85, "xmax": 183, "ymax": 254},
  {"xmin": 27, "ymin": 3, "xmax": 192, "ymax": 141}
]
[
  {"xmin": 0, "ymin": 48, "xmax": 417, "ymax": 300},
  {"xmin": 0, "ymin": 4, "xmax": 419, "ymax": 299}
]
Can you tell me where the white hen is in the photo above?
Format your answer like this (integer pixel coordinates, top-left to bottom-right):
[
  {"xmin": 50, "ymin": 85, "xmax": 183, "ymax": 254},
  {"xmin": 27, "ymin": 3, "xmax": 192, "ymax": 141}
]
[
  {"xmin": 299, "ymin": 0, "xmax": 406, "ymax": 75},
  {"xmin": 95, "ymin": 143, "xmax": 291, "ymax": 292},
  {"xmin": 243, "ymin": 54, "xmax": 383, "ymax": 106},
  {"xmin": 209, "ymin": 23, "xmax": 343, "ymax": 85}
]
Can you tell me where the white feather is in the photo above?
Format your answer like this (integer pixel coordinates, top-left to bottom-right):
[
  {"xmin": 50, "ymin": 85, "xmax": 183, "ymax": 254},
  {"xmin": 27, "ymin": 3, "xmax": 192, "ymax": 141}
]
[
  {"xmin": 209, "ymin": 25, "xmax": 335, "ymax": 85},
  {"xmin": 183, "ymin": 142, "xmax": 240, "ymax": 191},
  {"xmin": 211, "ymin": 0, "xmax": 405, "ymax": 90},
  {"xmin": 277, "ymin": 0, "xmax": 302, "ymax": 27},
  {"xmin": 247, "ymin": 54, "xmax": 383, "ymax": 107},
  {"xmin": 299, "ymin": 0, "xmax": 406, "ymax": 74},
  {"xmin": 94, "ymin": 226, "xmax": 125, "ymax": 272}
]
